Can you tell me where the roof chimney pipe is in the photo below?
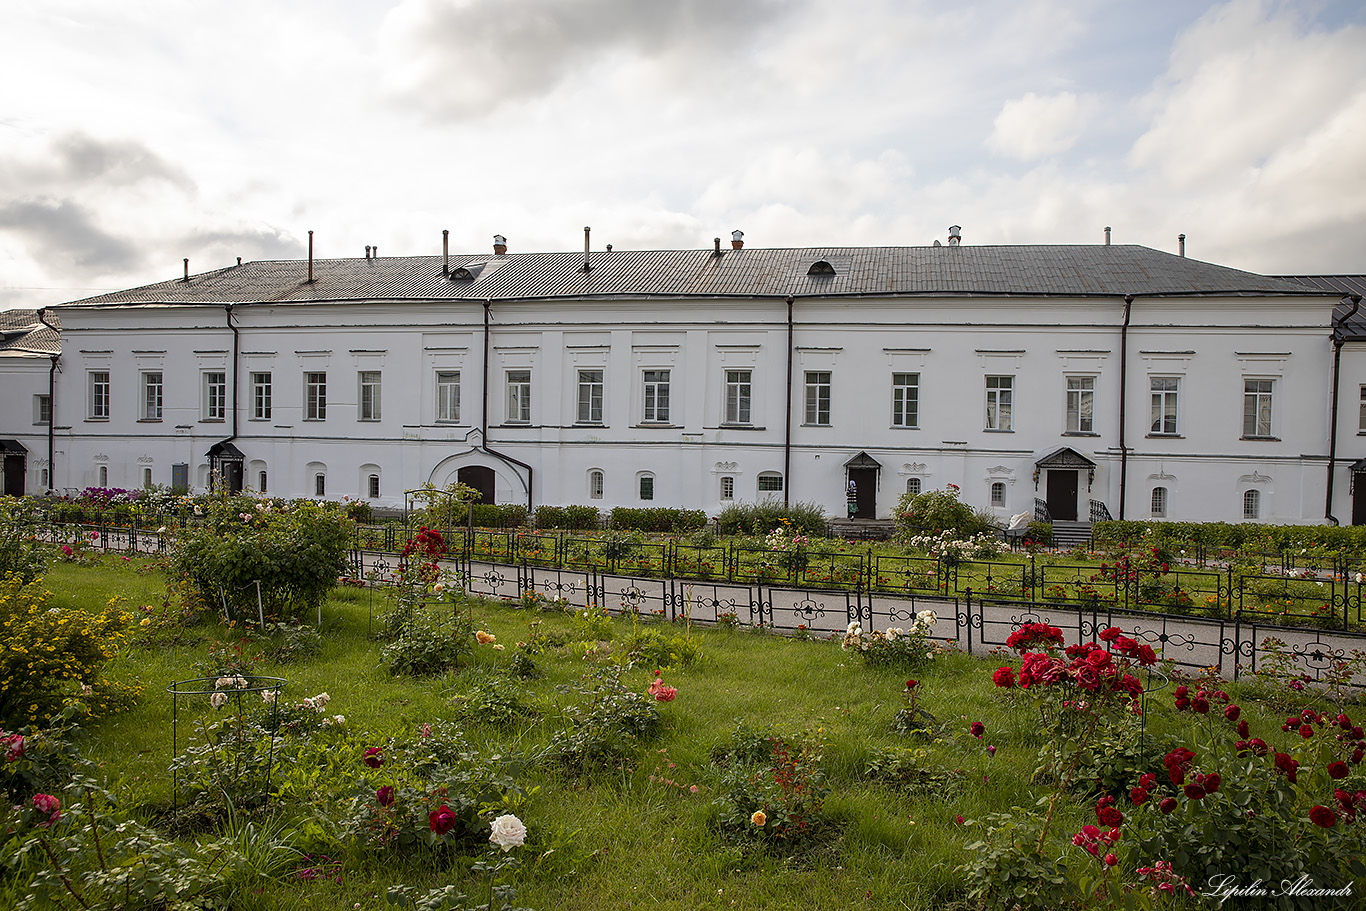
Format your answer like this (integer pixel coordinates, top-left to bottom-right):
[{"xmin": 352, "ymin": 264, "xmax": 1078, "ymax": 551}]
[
  {"xmin": 583, "ymin": 226, "xmax": 592, "ymax": 271},
  {"xmin": 365, "ymin": 245, "xmax": 371, "ymax": 260},
  {"xmin": 948, "ymin": 225, "xmax": 961, "ymax": 246},
  {"xmin": 307, "ymin": 230, "xmax": 314, "ymax": 282},
  {"xmin": 713, "ymin": 237, "xmax": 721, "ymax": 256},
  {"xmin": 1104, "ymin": 226, "xmax": 1111, "ymax": 246},
  {"xmin": 183, "ymin": 258, "xmax": 189, "ymax": 281},
  {"xmin": 493, "ymin": 234, "xmax": 507, "ymax": 255},
  {"xmin": 236, "ymin": 256, "xmax": 242, "ymax": 266},
  {"xmin": 731, "ymin": 229, "xmax": 744, "ymax": 250},
  {"xmin": 1178, "ymin": 234, "xmax": 1186, "ymax": 257},
  {"xmin": 442, "ymin": 229, "xmax": 449, "ymax": 276}
]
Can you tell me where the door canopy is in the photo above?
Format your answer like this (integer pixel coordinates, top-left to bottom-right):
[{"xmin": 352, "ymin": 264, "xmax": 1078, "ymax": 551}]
[{"xmin": 1033, "ymin": 447, "xmax": 1096, "ymax": 491}]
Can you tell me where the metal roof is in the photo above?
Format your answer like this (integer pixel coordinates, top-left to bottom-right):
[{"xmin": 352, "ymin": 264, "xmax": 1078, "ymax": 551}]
[
  {"xmin": 55, "ymin": 244, "xmax": 1323, "ymax": 309},
  {"xmin": 0, "ymin": 309, "xmax": 60, "ymax": 355},
  {"xmin": 1277, "ymin": 276, "xmax": 1366, "ymax": 340}
]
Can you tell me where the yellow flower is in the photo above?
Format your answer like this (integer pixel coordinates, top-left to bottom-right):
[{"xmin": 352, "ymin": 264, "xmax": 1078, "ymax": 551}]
[{"xmin": 751, "ymin": 811, "xmax": 767, "ymax": 827}]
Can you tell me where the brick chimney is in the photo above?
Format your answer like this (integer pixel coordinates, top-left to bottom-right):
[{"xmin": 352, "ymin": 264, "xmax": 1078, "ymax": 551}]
[
  {"xmin": 493, "ymin": 234, "xmax": 508, "ymax": 256},
  {"xmin": 731, "ymin": 229, "xmax": 744, "ymax": 250}
]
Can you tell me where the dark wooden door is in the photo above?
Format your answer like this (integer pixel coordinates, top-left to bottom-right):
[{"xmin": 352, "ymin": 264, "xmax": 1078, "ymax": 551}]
[
  {"xmin": 1046, "ymin": 470, "xmax": 1079, "ymax": 521},
  {"xmin": 2, "ymin": 455, "xmax": 24, "ymax": 496},
  {"xmin": 458, "ymin": 465, "xmax": 496, "ymax": 504},
  {"xmin": 848, "ymin": 468, "xmax": 877, "ymax": 518},
  {"xmin": 1353, "ymin": 478, "xmax": 1366, "ymax": 526}
]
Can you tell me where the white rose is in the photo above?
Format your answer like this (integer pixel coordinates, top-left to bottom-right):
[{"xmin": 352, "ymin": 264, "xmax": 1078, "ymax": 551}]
[
  {"xmin": 489, "ymin": 814, "xmax": 527, "ymax": 852},
  {"xmin": 210, "ymin": 692, "xmax": 228, "ymax": 709}
]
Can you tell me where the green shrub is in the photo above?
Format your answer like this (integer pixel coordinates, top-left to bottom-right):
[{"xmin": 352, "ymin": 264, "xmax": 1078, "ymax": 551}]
[
  {"xmin": 712, "ymin": 730, "xmax": 831, "ymax": 845},
  {"xmin": 608, "ymin": 507, "xmax": 707, "ymax": 533},
  {"xmin": 168, "ymin": 497, "xmax": 353, "ymax": 622},
  {"xmin": 894, "ymin": 484, "xmax": 993, "ymax": 540},
  {"xmin": 541, "ymin": 668, "xmax": 660, "ymax": 773},
  {"xmin": 716, "ymin": 500, "xmax": 827, "ymax": 537},
  {"xmin": 0, "ymin": 499, "xmax": 46, "ymax": 585},
  {"xmin": 470, "ymin": 503, "xmax": 528, "ymax": 529},
  {"xmin": 381, "ymin": 612, "xmax": 473, "ymax": 677}
]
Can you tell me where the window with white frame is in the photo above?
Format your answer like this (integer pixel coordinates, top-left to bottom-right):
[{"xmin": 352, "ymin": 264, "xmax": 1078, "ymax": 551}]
[
  {"xmin": 1066, "ymin": 376, "xmax": 1094, "ymax": 433},
  {"xmin": 359, "ymin": 371, "xmax": 382, "ymax": 421},
  {"xmin": 985, "ymin": 375, "xmax": 1013, "ymax": 431},
  {"xmin": 35, "ymin": 395, "xmax": 50, "ymax": 425},
  {"xmin": 89, "ymin": 371, "xmax": 110, "ymax": 419},
  {"xmin": 436, "ymin": 371, "xmax": 460, "ymax": 423},
  {"xmin": 720, "ymin": 476, "xmax": 734, "ymax": 500},
  {"xmin": 306, "ymin": 372, "xmax": 327, "ymax": 420},
  {"xmin": 639, "ymin": 473, "xmax": 654, "ymax": 501},
  {"xmin": 98, "ymin": 465, "xmax": 107, "ymax": 486},
  {"xmin": 368, "ymin": 474, "xmax": 380, "ymax": 498},
  {"xmin": 142, "ymin": 467, "xmax": 153, "ymax": 488},
  {"xmin": 506, "ymin": 369, "xmax": 531, "ymax": 423},
  {"xmin": 315, "ymin": 473, "xmax": 326, "ymax": 497},
  {"xmin": 142, "ymin": 372, "xmax": 163, "ymax": 420},
  {"xmin": 204, "ymin": 372, "xmax": 227, "ymax": 420},
  {"xmin": 724, "ymin": 369, "xmax": 752, "ymax": 424},
  {"xmin": 251, "ymin": 372, "xmax": 272, "ymax": 420},
  {"xmin": 990, "ymin": 482, "xmax": 1006, "ymax": 507},
  {"xmin": 1151, "ymin": 486, "xmax": 1167, "ymax": 517},
  {"xmin": 643, "ymin": 370, "xmax": 670, "ymax": 423},
  {"xmin": 1242, "ymin": 378, "xmax": 1273, "ymax": 438},
  {"xmin": 892, "ymin": 373, "xmax": 919, "ymax": 428},
  {"xmin": 258, "ymin": 470, "xmax": 268, "ymax": 492},
  {"xmin": 1243, "ymin": 488, "xmax": 1260, "ymax": 519},
  {"xmin": 804, "ymin": 371, "xmax": 831, "ymax": 425},
  {"xmin": 906, "ymin": 477, "xmax": 921, "ymax": 495},
  {"xmin": 757, "ymin": 472, "xmax": 783, "ymax": 494},
  {"xmin": 577, "ymin": 369, "xmax": 604, "ymax": 423},
  {"xmin": 589, "ymin": 469, "xmax": 604, "ymax": 500},
  {"xmin": 1150, "ymin": 377, "xmax": 1178, "ymax": 434}
]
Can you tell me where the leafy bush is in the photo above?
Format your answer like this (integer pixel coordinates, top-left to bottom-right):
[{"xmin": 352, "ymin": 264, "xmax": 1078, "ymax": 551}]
[
  {"xmin": 534, "ymin": 505, "xmax": 602, "ymax": 530},
  {"xmin": 840, "ymin": 612, "xmax": 939, "ymax": 668},
  {"xmin": 0, "ymin": 575, "xmax": 138, "ymax": 727},
  {"xmin": 894, "ymin": 484, "xmax": 993, "ymax": 541},
  {"xmin": 0, "ymin": 499, "xmax": 46, "ymax": 585},
  {"xmin": 716, "ymin": 500, "xmax": 827, "ymax": 537},
  {"xmin": 169, "ymin": 496, "xmax": 352, "ymax": 622},
  {"xmin": 451, "ymin": 675, "xmax": 537, "ymax": 729},
  {"xmin": 608, "ymin": 507, "xmax": 707, "ymax": 533},
  {"xmin": 541, "ymin": 668, "xmax": 661, "ymax": 773},
  {"xmin": 381, "ymin": 612, "xmax": 473, "ymax": 677},
  {"xmin": 621, "ymin": 628, "xmax": 704, "ymax": 669},
  {"xmin": 864, "ymin": 746, "xmax": 968, "ymax": 795},
  {"xmin": 470, "ymin": 504, "xmax": 528, "ymax": 529},
  {"xmin": 713, "ymin": 729, "xmax": 831, "ymax": 846}
]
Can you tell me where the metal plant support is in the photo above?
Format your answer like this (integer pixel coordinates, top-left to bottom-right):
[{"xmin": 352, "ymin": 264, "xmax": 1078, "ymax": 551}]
[{"xmin": 167, "ymin": 675, "xmax": 288, "ymax": 812}]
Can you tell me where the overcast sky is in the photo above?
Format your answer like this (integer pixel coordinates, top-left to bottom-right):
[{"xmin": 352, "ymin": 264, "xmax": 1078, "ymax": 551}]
[{"xmin": 1, "ymin": 0, "xmax": 1363, "ymax": 311}]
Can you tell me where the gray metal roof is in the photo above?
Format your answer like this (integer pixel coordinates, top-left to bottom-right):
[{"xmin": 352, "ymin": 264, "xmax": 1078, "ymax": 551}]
[
  {"xmin": 0, "ymin": 309, "xmax": 60, "ymax": 355},
  {"xmin": 1273, "ymin": 276, "xmax": 1366, "ymax": 340},
  {"xmin": 55, "ymin": 244, "xmax": 1323, "ymax": 309}
]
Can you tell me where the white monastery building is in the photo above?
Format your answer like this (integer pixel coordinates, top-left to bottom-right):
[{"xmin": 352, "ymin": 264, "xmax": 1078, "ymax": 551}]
[{"xmin": 4, "ymin": 228, "xmax": 1366, "ymax": 528}]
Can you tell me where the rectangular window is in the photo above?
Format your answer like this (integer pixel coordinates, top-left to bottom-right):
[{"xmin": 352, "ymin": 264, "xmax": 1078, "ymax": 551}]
[
  {"xmin": 359, "ymin": 371, "xmax": 382, "ymax": 421},
  {"xmin": 589, "ymin": 470, "xmax": 604, "ymax": 500},
  {"xmin": 577, "ymin": 369, "xmax": 604, "ymax": 423},
  {"xmin": 306, "ymin": 372, "xmax": 327, "ymax": 420},
  {"xmin": 1243, "ymin": 378, "xmax": 1273, "ymax": 437},
  {"xmin": 1360, "ymin": 385, "xmax": 1366, "ymax": 433},
  {"xmin": 142, "ymin": 372, "xmax": 163, "ymax": 420},
  {"xmin": 985, "ymin": 375, "xmax": 1013, "ymax": 431},
  {"xmin": 1150, "ymin": 377, "xmax": 1179, "ymax": 434},
  {"xmin": 436, "ymin": 371, "xmax": 461, "ymax": 422},
  {"xmin": 315, "ymin": 474, "xmax": 326, "ymax": 497},
  {"xmin": 892, "ymin": 373, "xmax": 919, "ymax": 428},
  {"xmin": 720, "ymin": 476, "xmax": 734, "ymax": 500},
  {"xmin": 639, "ymin": 475, "xmax": 654, "ymax": 501},
  {"xmin": 258, "ymin": 470, "xmax": 268, "ymax": 492},
  {"xmin": 142, "ymin": 467, "xmax": 153, "ymax": 488},
  {"xmin": 204, "ymin": 372, "xmax": 226, "ymax": 420},
  {"xmin": 725, "ymin": 369, "xmax": 752, "ymax": 424},
  {"xmin": 35, "ymin": 395, "xmax": 51, "ymax": 425},
  {"xmin": 507, "ymin": 369, "xmax": 531, "ymax": 423},
  {"xmin": 1066, "ymin": 376, "xmax": 1094, "ymax": 433},
  {"xmin": 757, "ymin": 474, "xmax": 784, "ymax": 492},
  {"xmin": 368, "ymin": 474, "xmax": 380, "ymax": 498},
  {"xmin": 643, "ymin": 370, "xmax": 671, "ymax": 423},
  {"xmin": 89, "ymin": 371, "xmax": 110, "ymax": 419},
  {"xmin": 804, "ymin": 371, "xmax": 831, "ymax": 425},
  {"xmin": 251, "ymin": 372, "xmax": 272, "ymax": 421}
]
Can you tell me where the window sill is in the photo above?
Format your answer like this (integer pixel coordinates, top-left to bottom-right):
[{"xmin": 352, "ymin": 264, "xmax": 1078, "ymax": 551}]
[
  {"xmin": 801, "ymin": 422, "xmax": 833, "ymax": 428},
  {"xmin": 890, "ymin": 424, "xmax": 920, "ymax": 430},
  {"xmin": 1240, "ymin": 435, "xmax": 1280, "ymax": 442},
  {"xmin": 86, "ymin": 417, "xmax": 109, "ymax": 422},
  {"xmin": 1062, "ymin": 431, "xmax": 1099, "ymax": 437},
  {"xmin": 983, "ymin": 428, "xmax": 1014, "ymax": 433},
  {"xmin": 137, "ymin": 418, "xmax": 163, "ymax": 423},
  {"xmin": 249, "ymin": 417, "xmax": 273, "ymax": 422},
  {"xmin": 719, "ymin": 424, "xmax": 764, "ymax": 430},
  {"xmin": 200, "ymin": 418, "xmax": 225, "ymax": 424},
  {"xmin": 635, "ymin": 422, "xmax": 677, "ymax": 428},
  {"xmin": 1146, "ymin": 433, "xmax": 1183, "ymax": 439},
  {"xmin": 574, "ymin": 422, "xmax": 606, "ymax": 427}
]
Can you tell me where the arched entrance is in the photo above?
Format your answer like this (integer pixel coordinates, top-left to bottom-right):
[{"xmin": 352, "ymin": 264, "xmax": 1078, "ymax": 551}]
[{"xmin": 458, "ymin": 465, "xmax": 496, "ymax": 504}]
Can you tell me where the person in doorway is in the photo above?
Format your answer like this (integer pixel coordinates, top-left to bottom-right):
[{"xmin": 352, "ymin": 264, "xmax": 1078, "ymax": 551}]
[{"xmin": 847, "ymin": 478, "xmax": 858, "ymax": 518}]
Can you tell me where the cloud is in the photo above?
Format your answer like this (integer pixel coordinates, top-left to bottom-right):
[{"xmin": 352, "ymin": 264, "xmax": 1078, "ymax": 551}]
[
  {"xmin": 986, "ymin": 91, "xmax": 1091, "ymax": 160},
  {"xmin": 379, "ymin": 0, "xmax": 790, "ymax": 116},
  {"xmin": 0, "ymin": 198, "xmax": 140, "ymax": 272}
]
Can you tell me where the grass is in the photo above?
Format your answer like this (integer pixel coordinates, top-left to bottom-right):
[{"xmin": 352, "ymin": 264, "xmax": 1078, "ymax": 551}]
[{"xmin": 6, "ymin": 554, "xmax": 1353, "ymax": 910}]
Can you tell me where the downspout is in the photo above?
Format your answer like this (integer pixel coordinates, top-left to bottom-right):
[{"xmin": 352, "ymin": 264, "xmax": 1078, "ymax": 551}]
[
  {"xmin": 36, "ymin": 308, "xmax": 60, "ymax": 492},
  {"xmin": 1118, "ymin": 294, "xmax": 1134, "ymax": 520},
  {"xmin": 225, "ymin": 304, "xmax": 239, "ymax": 444},
  {"xmin": 481, "ymin": 301, "xmax": 534, "ymax": 511},
  {"xmin": 783, "ymin": 295, "xmax": 794, "ymax": 508},
  {"xmin": 1326, "ymin": 294, "xmax": 1362, "ymax": 525}
]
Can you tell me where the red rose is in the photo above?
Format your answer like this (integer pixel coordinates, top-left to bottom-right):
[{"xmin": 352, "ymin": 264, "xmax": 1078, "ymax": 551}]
[
  {"xmin": 1130, "ymin": 787, "xmax": 1149, "ymax": 805},
  {"xmin": 1073, "ymin": 664, "xmax": 1102, "ymax": 691},
  {"xmin": 376, "ymin": 786, "xmax": 395, "ymax": 806},
  {"xmin": 1329, "ymin": 762, "xmax": 1349, "ymax": 780},
  {"xmin": 1174, "ymin": 696, "xmax": 1191, "ymax": 711},
  {"xmin": 1225, "ymin": 705, "xmax": 1241, "ymax": 722},
  {"xmin": 1236, "ymin": 720, "xmax": 1250, "ymax": 738},
  {"xmin": 363, "ymin": 747, "xmax": 384, "ymax": 768},
  {"xmin": 1338, "ymin": 713, "xmax": 1353, "ymax": 730},
  {"xmin": 1249, "ymin": 738, "xmax": 1269, "ymax": 756},
  {"xmin": 1354, "ymin": 747, "xmax": 1365, "ymax": 764},
  {"xmin": 1114, "ymin": 636, "xmax": 1137, "ymax": 654},
  {"xmin": 1191, "ymin": 697, "xmax": 1209, "ymax": 714},
  {"xmin": 1184, "ymin": 783, "xmax": 1206, "ymax": 800},
  {"xmin": 1159, "ymin": 798, "xmax": 1177, "ymax": 815},
  {"xmin": 906, "ymin": 679, "xmax": 919, "ymax": 690},
  {"xmin": 992, "ymin": 667, "xmax": 1015, "ymax": 688},
  {"xmin": 1175, "ymin": 686, "xmax": 1189, "ymax": 698},
  {"xmin": 1202, "ymin": 773, "xmax": 1220, "ymax": 794},
  {"xmin": 1098, "ymin": 806, "xmax": 1124, "ymax": 827},
  {"xmin": 1137, "ymin": 644, "xmax": 1158, "ymax": 666},
  {"xmin": 1139, "ymin": 773, "xmax": 1157, "ymax": 790},
  {"xmin": 1086, "ymin": 650, "xmax": 1111, "ymax": 669},
  {"xmin": 1300, "ymin": 724, "xmax": 1315, "ymax": 739},
  {"xmin": 970, "ymin": 721, "xmax": 985, "ymax": 738},
  {"xmin": 1310, "ymin": 805, "xmax": 1337, "ymax": 828},
  {"xmin": 429, "ymin": 804, "xmax": 459, "ymax": 835},
  {"xmin": 1099, "ymin": 627, "xmax": 1121, "ymax": 642}
]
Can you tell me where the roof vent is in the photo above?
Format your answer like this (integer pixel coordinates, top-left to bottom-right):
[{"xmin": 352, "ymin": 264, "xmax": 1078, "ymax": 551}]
[
  {"xmin": 948, "ymin": 225, "xmax": 961, "ymax": 246},
  {"xmin": 1178, "ymin": 234, "xmax": 1186, "ymax": 257},
  {"xmin": 731, "ymin": 229, "xmax": 744, "ymax": 250},
  {"xmin": 493, "ymin": 234, "xmax": 507, "ymax": 255},
  {"xmin": 807, "ymin": 259, "xmax": 836, "ymax": 275},
  {"xmin": 450, "ymin": 261, "xmax": 486, "ymax": 281},
  {"xmin": 1104, "ymin": 226, "xmax": 1112, "ymax": 246},
  {"xmin": 365, "ymin": 245, "xmax": 372, "ymax": 260},
  {"xmin": 933, "ymin": 239, "xmax": 942, "ymax": 247}
]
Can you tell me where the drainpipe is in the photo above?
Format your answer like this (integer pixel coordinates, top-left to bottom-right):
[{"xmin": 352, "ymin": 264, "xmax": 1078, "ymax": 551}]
[
  {"xmin": 225, "ymin": 304, "xmax": 239, "ymax": 444},
  {"xmin": 1327, "ymin": 294, "xmax": 1362, "ymax": 525},
  {"xmin": 481, "ymin": 301, "xmax": 534, "ymax": 511},
  {"xmin": 36, "ymin": 308, "xmax": 60, "ymax": 492},
  {"xmin": 1118, "ymin": 294, "xmax": 1134, "ymax": 520},
  {"xmin": 783, "ymin": 295, "xmax": 794, "ymax": 508}
]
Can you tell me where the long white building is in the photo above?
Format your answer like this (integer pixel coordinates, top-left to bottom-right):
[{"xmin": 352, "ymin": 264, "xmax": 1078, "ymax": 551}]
[{"xmin": 6, "ymin": 232, "xmax": 1365, "ymax": 527}]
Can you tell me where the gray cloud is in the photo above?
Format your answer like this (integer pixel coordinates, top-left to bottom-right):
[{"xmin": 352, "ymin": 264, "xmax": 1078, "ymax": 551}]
[
  {"xmin": 382, "ymin": 0, "xmax": 792, "ymax": 116},
  {"xmin": 184, "ymin": 226, "xmax": 307, "ymax": 264},
  {"xmin": 0, "ymin": 198, "xmax": 141, "ymax": 273},
  {"xmin": 0, "ymin": 132, "xmax": 193, "ymax": 196}
]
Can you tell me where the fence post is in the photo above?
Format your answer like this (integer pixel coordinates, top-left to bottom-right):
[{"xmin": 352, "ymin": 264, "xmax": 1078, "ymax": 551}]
[{"xmin": 963, "ymin": 588, "xmax": 972, "ymax": 655}]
